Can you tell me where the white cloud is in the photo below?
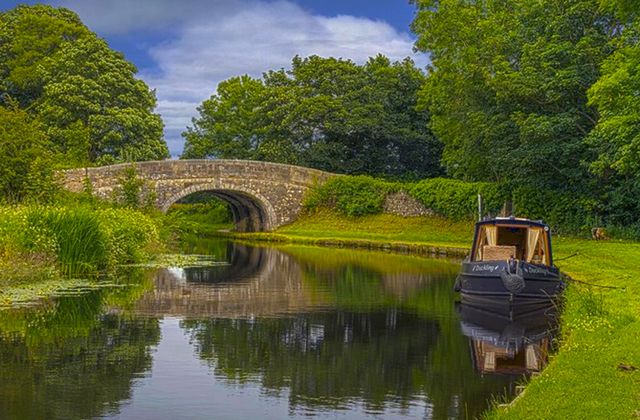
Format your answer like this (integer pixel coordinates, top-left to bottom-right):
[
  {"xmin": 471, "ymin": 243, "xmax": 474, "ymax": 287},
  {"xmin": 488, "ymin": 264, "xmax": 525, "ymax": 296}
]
[
  {"xmin": 138, "ymin": 1, "xmax": 427, "ymax": 156},
  {"xmin": 53, "ymin": 0, "xmax": 244, "ymax": 35}
]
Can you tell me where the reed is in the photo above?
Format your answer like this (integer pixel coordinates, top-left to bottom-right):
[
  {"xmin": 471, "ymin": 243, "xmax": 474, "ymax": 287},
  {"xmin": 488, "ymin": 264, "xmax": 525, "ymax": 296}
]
[
  {"xmin": 37, "ymin": 206, "xmax": 108, "ymax": 277},
  {"xmin": 0, "ymin": 204, "xmax": 159, "ymax": 282}
]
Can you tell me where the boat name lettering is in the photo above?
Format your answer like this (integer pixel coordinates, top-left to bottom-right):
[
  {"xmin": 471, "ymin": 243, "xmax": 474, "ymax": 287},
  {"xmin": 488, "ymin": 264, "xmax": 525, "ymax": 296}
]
[
  {"xmin": 472, "ymin": 264, "xmax": 500, "ymax": 273},
  {"xmin": 523, "ymin": 266, "xmax": 551, "ymax": 276}
]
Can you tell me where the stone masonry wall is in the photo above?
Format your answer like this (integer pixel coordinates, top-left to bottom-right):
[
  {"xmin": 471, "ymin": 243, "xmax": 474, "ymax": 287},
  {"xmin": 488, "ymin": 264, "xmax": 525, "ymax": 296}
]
[{"xmin": 382, "ymin": 191, "xmax": 433, "ymax": 217}]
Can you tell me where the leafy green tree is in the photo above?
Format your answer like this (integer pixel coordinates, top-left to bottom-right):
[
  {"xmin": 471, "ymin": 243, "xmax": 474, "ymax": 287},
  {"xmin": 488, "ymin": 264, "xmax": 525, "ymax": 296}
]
[
  {"xmin": 585, "ymin": 4, "xmax": 640, "ymax": 227},
  {"xmin": 182, "ymin": 75, "xmax": 268, "ymax": 160},
  {"xmin": 0, "ymin": 5, "xmax": 169, "ymax": 166},
  {"xmin": 0, "ymin": 104, "xmax": 57, "ymax": 203},
  {"xmin": 411, "ymin": 0, "xmax": 610, "ymax": 193},
  {"xmin": 182, "ymin": 55, "xmax": 442, "ymax": 179}
]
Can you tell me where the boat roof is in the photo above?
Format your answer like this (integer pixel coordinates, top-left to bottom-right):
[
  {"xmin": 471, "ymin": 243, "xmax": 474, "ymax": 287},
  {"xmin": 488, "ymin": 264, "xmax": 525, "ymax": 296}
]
[{"xmin": 476, "ymin": 216, "xmax": 549, "ymax": 229}]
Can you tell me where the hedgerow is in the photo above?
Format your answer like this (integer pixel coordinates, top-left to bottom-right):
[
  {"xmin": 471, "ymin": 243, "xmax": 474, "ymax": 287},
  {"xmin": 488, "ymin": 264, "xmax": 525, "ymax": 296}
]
[
  {"xmin": 304, "ymin": 176, "xmax": 400, "ymax": 216},
  {"xmin": 408, "ymin": 178, "xmax": 507, "ymax": 220},
  {"xmin": 304, "ymin": 175, "xmax": 506, "ymax": 220}
]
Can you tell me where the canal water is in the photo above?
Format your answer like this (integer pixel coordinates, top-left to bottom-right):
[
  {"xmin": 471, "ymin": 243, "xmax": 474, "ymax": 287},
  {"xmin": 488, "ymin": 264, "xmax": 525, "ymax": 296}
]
[{"xmin": 0, "ymin": 240, "xmax": 558, "ymax": 419}]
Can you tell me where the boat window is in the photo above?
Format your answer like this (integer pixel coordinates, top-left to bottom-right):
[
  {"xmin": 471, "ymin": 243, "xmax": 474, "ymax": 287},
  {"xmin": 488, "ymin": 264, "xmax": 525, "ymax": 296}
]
[
  {"xmin": 474, "ymin": 226, "xmax": 497, "ymax": 261},
  {"xmin": 496, "ymin": 226, "xmax": 527, "ymax": 260},
  {"xmin": 526, "ymin": 228, "xmax": 548, "ymax": 265},
  {"xmin": 474, "ymin": 223, "xmax": 550, "ymax": 265}
]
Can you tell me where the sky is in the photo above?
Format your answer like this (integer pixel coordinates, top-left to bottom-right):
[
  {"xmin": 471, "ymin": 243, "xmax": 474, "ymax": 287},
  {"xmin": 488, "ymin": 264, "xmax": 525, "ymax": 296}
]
[{"xmin": 0, "ymin": 0, "xmax": 426, "ymax": 157}]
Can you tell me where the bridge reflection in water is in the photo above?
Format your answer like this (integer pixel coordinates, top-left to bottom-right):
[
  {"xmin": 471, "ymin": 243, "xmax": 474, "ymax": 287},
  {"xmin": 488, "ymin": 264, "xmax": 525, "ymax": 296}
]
[
  {"xmin": 0, "ymin": 241, "xmax": 559, "ymax": 420},
  {"xmin": 133, "ymin": 244, "xmax": 322, "ymax": 318}
]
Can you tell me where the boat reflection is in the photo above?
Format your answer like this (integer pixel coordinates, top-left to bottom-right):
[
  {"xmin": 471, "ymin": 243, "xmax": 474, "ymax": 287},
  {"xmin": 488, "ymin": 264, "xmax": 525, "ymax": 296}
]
[{"xmin": 457, "ymin": 302, "xmax": 558, "ymax": 375}]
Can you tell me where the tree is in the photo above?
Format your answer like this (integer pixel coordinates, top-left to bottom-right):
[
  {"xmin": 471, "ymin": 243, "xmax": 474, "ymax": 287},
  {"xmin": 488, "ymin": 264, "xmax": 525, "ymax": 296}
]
[
  {"xmin": 0, "ymin": 5, "xmax": 169, "ymax": 166},
  {"xmin": 586, "ymin": 4, "xmax": 640, "ymax": 227},
  {"xmin": 182, "ymin": 55, "xmax": 442, "ymax": 179},
  {"xmin": 0, "ymin": 104, "xmax": 57, "ymax": 203},
  {"xmin": 182, "ymin": 75, "xmax": 268, "ymax": 161},
  {"xmin": 411, "ymin": 0, "xmax": 610, "ymax": 193}
]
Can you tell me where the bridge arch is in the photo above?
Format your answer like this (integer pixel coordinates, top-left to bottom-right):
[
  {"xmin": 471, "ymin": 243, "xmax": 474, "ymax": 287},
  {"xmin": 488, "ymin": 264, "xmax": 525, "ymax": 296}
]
[
  {"xmin": 60, "ymin": 160, "xmax": 335, "ymax": 232},
  {"xmin": 161, "ymin": 182, "xmax": 277, "ymax": 232}
]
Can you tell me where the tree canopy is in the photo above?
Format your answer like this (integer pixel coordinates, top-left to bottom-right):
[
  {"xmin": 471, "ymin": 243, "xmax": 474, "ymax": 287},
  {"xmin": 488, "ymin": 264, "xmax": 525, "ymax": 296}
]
[
  {"xmin": 0, "ymin": 5, "xmax": 169, "ymax": 167},
  {"xmin": 411, "ymin": 0, "xmax": 640, "ymax": 231},
  {"xmin": 182, "ymin": 55, "xmax": 443, "ymax": 180},
  {"xmin": 411, "ymin": 0, "xmax": 608, "ymax": 189}
]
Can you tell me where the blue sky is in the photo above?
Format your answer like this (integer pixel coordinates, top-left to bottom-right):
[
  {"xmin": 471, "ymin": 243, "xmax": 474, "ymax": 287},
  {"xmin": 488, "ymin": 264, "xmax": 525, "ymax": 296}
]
[{"xmin": 1, "ymin": 0, "xmax": 425, "ymax": 156}]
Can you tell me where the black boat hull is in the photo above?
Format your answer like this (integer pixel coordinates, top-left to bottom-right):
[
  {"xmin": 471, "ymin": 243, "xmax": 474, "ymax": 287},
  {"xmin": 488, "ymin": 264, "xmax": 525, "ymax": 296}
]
[{"xmin": 455, "ymin": 260, "xmax": 564, "ymax": 306}]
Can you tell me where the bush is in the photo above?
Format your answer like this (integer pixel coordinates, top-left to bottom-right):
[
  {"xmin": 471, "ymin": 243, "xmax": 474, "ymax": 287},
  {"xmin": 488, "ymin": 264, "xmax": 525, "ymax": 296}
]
[
  {"xmin": 303, "ymin": 174, "xmax": 639, "ymax": 237},
  {"xmin": 0, "ymin": 105, "xmax": 58, "ymax": 204},
  {"xmin": 511, "ymin": 186, "xmax": 594, "ymax": 234},
  {"xmin": 98, "ymin": 207, "xmax": 159, "ymax": 266},
  {"xmin": 112, "ymin": 165, "xmax": 156, "ymax": 210},
  {"xmin": 409, "ymin": 178, "xmax": 507, "ymax": 220},
  {"xmin": 304, "ymin": 176, "xmax": 399, "ymax": 216}
]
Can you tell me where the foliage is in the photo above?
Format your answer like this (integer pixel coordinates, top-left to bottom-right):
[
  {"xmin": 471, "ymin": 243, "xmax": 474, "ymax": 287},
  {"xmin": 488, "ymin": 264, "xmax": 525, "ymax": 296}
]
[
  {"xmin": 409, "ymin": 178, "xmax": 506, "ymax": 220},
  {"xmin": 411, "ymin": 0, "xmax": 608, "ymax": 191},
  {"xmin": 0, "ymin": 204, "xmax": 159, "ymax": 278},
  {"xmin": 511, "ymin": 186, "xmax": 596, "ymax": 233},
  {"xmin": 585, "ymin": 15, "xmax": 640, "ymax": 230},
  {"xmin": 165, "ymin": 198, "xmax": 233, "ymax": 237},
  {"xmin": 183, "ymin": 55, "xmax": 442, "ymax": 179},
  {"xmin": 35, "ymin": 206, "xmax": 108, "ymax": 277},
  {"xmin": 115, "ymin": 166, "xmax": 145, "ymax": 208},
  {"xmin": 98, "ymin": 207, "xmax": 160, "ymax": 266},
  {"xmin": 303, "ymin": 176, "xmax": 399, "ymax": 216},
  {"xmin": 303, "ymin": 175, "xmax": 507, "ymax": 221},
  {"xmin": 0, "ymin": 104, "xmax": 58, "ymax": 203},
  {"xmin": 112, "ymin": 165, "xmax": 156, "ymax": 210},
  {"xmin": 0, "ymin": 5, "xmax": 169, "ymax": 165}
]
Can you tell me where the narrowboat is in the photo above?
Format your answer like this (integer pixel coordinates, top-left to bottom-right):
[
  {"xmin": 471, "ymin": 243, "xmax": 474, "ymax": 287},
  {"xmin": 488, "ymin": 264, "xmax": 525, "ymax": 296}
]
[{"xmin": 454, "ymin": 217, "xmax": 564, "ymax": 306}]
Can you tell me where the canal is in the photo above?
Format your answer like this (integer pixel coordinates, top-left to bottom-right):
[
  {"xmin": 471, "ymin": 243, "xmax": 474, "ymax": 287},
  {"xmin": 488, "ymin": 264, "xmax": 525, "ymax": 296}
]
[{"xmin": 0, "ymin": 240, "xmax": 558, "ymax": 419}]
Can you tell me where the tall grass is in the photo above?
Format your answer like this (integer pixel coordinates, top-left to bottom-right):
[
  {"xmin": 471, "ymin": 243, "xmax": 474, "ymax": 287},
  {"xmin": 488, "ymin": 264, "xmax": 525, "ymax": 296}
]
[
  {"xmin": 36, "ymin": 207, "xmax": 108, "ymax": 277},
  {"xmin": 0, "ymin": 204, "xmax": 159, "ymax": 280}
]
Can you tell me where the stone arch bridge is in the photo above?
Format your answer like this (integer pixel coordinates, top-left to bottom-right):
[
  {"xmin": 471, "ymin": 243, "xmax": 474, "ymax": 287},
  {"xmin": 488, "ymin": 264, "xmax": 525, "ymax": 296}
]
[{"xmin": 62, "ymin": 160, "xmax": 335, "ymax": 232}]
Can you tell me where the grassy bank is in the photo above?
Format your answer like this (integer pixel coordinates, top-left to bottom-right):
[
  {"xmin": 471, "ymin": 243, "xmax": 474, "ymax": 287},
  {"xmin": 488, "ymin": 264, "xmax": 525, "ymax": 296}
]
[
  {"xmin": 233, "ymin": 210, "xmax": 471, "ymax": 257},
  {"xmin": 0, "ymin": 204, "xmax": 160, "ymax": 305},
  {"xmin": 236, "ymin": 211, "xmax": 640, "ymax": 419}
]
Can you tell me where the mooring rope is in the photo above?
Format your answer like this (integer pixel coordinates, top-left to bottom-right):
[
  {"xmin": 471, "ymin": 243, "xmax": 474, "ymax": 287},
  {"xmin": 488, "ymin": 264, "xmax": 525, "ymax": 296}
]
[{"xmin": 563, "ymin": 275, "xmax": 625, "ymax": 290}]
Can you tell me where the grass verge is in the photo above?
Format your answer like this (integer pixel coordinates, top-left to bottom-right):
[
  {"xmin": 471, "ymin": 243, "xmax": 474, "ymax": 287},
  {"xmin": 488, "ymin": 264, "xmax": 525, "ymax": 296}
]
[{"xmin": 235, "ymin": 210, "xmax": 640, "ymax": 419}]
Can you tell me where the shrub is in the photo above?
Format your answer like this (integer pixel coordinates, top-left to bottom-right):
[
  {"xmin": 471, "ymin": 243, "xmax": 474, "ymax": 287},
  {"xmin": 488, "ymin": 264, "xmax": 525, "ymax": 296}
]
[
  {"xmin": 98, "ymin": 207, "xmax": 159, "ymax": 266},
  {"xmin": 304, "ymin": 176, "xmax": 398, "ymax": 216},
  {"xmin": 0, "ymin": 105, "xmax": 58, "ymax": 204},
  {"xmin": 112, "ymin": 165, "xmax": 156, "ymax": 210},
  {"xmin": 409, "ymin": 178, "xmax": 507, "ymax": 220},
  {"xmin": 511, "ymin": 186, "xmax": 594, "ymax": 234}
]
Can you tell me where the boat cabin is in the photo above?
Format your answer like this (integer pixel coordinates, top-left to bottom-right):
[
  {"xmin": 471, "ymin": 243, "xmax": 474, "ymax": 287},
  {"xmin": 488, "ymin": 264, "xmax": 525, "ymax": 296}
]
[{"xmin": 470, "ymin": 217, "xmax": 553, "ymax": 266}]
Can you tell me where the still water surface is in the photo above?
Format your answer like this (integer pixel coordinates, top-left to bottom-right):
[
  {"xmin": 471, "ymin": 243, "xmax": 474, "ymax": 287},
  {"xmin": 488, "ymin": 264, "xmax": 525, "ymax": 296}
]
[{"xmin": 0, "ymin": 240, "xmax": 558, "ymax": 419}]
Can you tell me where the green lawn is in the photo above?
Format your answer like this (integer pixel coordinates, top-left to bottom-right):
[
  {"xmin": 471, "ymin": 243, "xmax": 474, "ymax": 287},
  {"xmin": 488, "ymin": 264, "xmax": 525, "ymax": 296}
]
[{"xmin": 238, "ymin": 211, "xmax": 640, "ymax": 419}]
